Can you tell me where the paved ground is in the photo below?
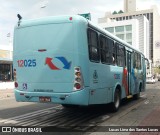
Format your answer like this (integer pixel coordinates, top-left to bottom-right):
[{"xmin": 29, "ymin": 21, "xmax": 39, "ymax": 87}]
[
  {"xmin": 0, "ymin": 83, "xmax": 160, "ymax": 135},
  {"xmin": 0, "ymin": 89, "xmax": 14, "ymax": 99},
  {"xmin": 89, "ymin": 83, "xmax": 160, "ymax": 135}
]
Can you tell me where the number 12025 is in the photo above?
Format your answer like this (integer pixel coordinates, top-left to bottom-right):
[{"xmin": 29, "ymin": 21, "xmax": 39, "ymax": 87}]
[{"xmin": 17, "ymin": 59, "xmax": 36, "ymax": 67}]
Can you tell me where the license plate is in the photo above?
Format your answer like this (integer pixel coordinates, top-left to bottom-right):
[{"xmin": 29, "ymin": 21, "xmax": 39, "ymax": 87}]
[{"xmin": 39, "ymin": 97, "xmax": 51, "ymax": 102}]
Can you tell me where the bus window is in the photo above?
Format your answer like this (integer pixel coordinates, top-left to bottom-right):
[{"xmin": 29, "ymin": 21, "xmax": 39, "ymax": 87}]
[
  {"xmin": 100, "ymin": 35, "xmax": 107, "ymax": 63},
  {"xmin": 117, "ymin": 44, "xmax": 125, "ymax": 67},
  {"xmin": 107, "ymin": 38, "xmax": 114, "ymax": 64},
  {"xmin": 138, "ymin": 54, "xmax": 141, "ymax": 69},
  {"xmin": 112, "ymin": 42, "xmax": 117, "ymax": 65},
  {"xmin": 133, "ymin": 52, "xmax": 141, "ymax": 69},
  {"xmin": 87, "ymin": 29, "xmax": 100, "ymax": 62},
  {"xmin": 106, "ymin": 37, "xmax": 110, "ymax": 64}
]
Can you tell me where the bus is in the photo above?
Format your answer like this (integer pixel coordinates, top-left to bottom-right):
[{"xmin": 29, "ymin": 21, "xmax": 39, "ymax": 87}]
[{"xmin": 13, "ymin": 15, "xmax": 147, "ymax": 112}]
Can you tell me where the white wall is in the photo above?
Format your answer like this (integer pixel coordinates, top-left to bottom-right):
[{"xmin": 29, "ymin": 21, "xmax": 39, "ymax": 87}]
[
  {"xmin": 0, "ymin": 82, "xmax": 14, "ymax": 89},
  {"xmin": 153, "ymin": 7, "xmax": 160, "ymax": 66},
  {"xmin": 0, "ymin": 45, "xmax": 13, "ymax": 60},
  {"xmin": 99, "ymin": 19, "xmax": 139, "ymax": 50}
]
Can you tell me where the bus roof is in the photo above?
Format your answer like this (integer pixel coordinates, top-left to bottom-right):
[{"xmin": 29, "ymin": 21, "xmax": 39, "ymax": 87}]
[
  {"xmin": 88, "ymin": 20, "xmax": 144, "ymax": 57},
  {"xmin": 15, "ymin": 15, "xmax": 144, "ymax": 57},
  {"xmin": 15, "ymin": 15, "xmax": 88, "ymax": 29}
]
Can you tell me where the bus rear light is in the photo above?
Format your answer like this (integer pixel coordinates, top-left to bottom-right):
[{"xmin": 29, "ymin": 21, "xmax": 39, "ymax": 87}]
[
  {"xmin": 69, "ymin": 17, "xmax": 73, "ymax": 21},
  {"xmin": 74, "ymin": 83, "xmax": 81, "ymax": 89},
  {"xmin": 73, "ymin": 66, "xmax": 84, "ymax": 90},
  {"xmin": 75, "ymin": 72, "xmax": 81, "ymax": 77},
  {"xmin": 75, "ymin": 77, "xmax": 81, "ymax": 82},
  {"xmin": 15, "ymin": 82, "xmax": 18, "ymax": 88},
  {"xmin": 75, "ymin": 67, "xmax": 80, "ymax": 71}
]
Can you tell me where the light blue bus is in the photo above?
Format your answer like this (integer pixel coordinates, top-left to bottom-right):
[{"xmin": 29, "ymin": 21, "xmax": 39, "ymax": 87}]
[{"xmin": 13, "ymin": 15, "xmax": 147, "ymax": 111}]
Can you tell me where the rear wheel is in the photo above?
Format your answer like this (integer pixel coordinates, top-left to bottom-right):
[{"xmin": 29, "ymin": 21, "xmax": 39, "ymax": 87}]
[{"xmin": 110, "ymin": 89, "xmax": 121, "ymax": 112}]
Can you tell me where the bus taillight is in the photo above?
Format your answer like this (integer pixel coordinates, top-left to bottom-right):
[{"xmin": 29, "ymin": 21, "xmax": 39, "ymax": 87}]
[
  {"xmin": 15, "ymin": 82, "xmax": 18, "ymax": 88},
  {"xmin": 74, "ymin": 67, "xmax": 84, "ymax": 90}
]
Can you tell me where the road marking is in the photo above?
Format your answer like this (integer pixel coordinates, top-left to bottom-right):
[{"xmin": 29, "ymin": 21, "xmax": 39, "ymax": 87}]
[
  {"xmin": 144, "ymin": 100, "xmax": 149, "ymax": 104},
  {"xmin": 0, "ymin": 105, "xmax": 62, "ymax": 123},
  {"xmin": 140, "ymin": 94, "xmax": 147, "ymax": 98},
  {"xmin": 0, "ymin": 105, "xmax": 111, "ymax": 129}
]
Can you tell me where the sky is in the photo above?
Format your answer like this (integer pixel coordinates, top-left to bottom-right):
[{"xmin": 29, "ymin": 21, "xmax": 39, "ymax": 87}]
[{"xmin": 0, "ymin": 0, "xmax": 160, "ymax": 46}]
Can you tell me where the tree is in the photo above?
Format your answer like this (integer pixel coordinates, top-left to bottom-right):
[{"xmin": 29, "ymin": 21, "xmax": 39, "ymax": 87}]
[
  {"xmin": 112, "ymin": 11, "xmax": 118, "ymax": 14},
  {"xmin": 154, "ymin": 67, "xmax": 160, "ymax": 74},
  {"xmin": 118, "ymin": 10, "xmax": 124, "ymax": 14}
]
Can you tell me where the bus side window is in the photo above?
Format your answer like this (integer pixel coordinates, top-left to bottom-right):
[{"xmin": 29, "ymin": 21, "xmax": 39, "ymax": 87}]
[
  {"xmin": 100, "ymin": 35, "xmax": 107, "ymax": 63},
  {"xmin": 133, "ymin": 52, "xmax": 141, "ymax": 69},
  {"xmin": 112, "ymin": 42, "xmax": 117, "ymax": 65},
  {"xmin": 87, "ymin": 29, "xmax": 100, "ymax": 62},
  {"xmin": 133, "ymin": 52, "xmax": 136, "ymax": 68},
  {"xmin": 106, "ymin": 37, "xmax": 110, "ymax": 64},
  {"xmin": 138, "ymin": 54, "xmax": 141, "ymax": 69},
  {"xmin": 117, "ymin": 43, "xmax": 125, "ymax": 67}
]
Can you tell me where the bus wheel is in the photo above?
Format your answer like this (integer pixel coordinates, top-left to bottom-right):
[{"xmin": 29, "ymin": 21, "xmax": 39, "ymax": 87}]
[{"xmin": 110, "ymin": 89, "xmax": 121, "ymax": 112}]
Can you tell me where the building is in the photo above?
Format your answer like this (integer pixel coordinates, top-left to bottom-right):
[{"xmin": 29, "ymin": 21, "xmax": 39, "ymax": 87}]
[
  {"xmin": 99, "ymin": 15, "xmax": 149, "ymax": 59},
  {"xmin": 124, "ymin": 0, "xmax": 137, "ymax": 12},
  {"xmin": 98, "ymin": 0, "xmax": 160, "ymax": 66},
  {"xmin": 0, "ymin": 45, "xmax": 13, "ymax": 81}
]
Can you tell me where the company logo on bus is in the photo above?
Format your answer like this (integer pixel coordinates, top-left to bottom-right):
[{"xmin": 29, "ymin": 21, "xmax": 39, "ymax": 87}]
[{"xmin": 45, "ymin": 56, "xmax": 71, "ymax": 70}]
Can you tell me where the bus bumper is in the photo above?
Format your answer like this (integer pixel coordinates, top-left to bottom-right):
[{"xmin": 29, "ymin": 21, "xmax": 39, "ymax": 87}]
[{"xmin": 14, "ymin": 88, "xmax": 89, "ymax": 105}]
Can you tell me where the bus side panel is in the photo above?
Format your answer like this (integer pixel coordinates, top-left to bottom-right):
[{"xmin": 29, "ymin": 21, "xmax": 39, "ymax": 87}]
[{"xmin": 88, "ymin": 64, "xmax": 124, "ymax": 105}]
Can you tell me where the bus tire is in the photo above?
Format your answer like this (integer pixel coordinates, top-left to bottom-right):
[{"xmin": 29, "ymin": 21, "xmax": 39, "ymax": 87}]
[{"xmin": 110, "ymin": 89, "xmax": 121, "ymax": 112}]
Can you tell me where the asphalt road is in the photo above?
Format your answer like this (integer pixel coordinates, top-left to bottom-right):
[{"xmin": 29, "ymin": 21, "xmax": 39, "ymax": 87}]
[
  {"xmin": 0, "ymin": 82, "xmax": 160, "ymax": 134},
  {"xmin": 0, "ymin": 98, "xmax": 58, "ymax": 120}
]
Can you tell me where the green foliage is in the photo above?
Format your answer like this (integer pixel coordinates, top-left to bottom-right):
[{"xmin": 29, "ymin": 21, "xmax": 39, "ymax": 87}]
[
  {"xmin": 118, "ymin": 10, "xmax": 124, "ymax": 14},
  {"xmin": 112, "ymin": 11, "xmax": 117, "ymax": 14},
  {"xmin": 154, "ymin": 67, "xmax": 160, "ymax": 74},
  {"xmin": 112, "ymin": 10, "xmax": 124, "ymax": 15}
]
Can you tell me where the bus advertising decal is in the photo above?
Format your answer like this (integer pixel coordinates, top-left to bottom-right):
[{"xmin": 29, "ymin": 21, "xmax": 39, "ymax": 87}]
[
  {"xmin": 45, "ymin": 57, "xmax": 71, "ymax": 70},
  {"xmin": 122, "ymin": 68, "xmax": 128, "ymax": 96},
  {"xmin": 131, "ymin": 68, "xmax": 138, "ymax": 93}
]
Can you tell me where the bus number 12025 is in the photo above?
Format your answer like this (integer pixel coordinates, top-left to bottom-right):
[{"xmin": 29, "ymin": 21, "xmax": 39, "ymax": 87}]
[{"xmin": 17, "ymin": 59, "xmax": 36, "ymax": 67}]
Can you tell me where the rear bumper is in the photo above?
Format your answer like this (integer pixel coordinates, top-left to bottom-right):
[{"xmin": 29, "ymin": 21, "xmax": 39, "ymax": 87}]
[{"xmin": 14, "ymin": 88, "xmax": 89, "ymax": 105}]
